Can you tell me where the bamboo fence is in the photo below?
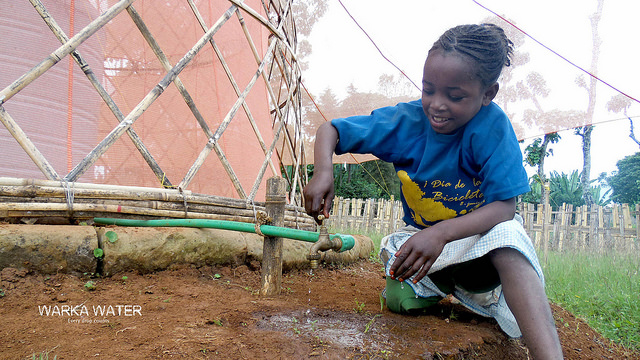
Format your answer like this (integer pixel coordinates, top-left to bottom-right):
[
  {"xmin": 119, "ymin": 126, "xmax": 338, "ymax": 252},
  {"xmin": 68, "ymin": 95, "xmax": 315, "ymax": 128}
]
[
  {"xmin": 325, "ymin": 197, "xmax": 404, "ymax": 234},
  {"xmin": 0, "ymin": 1, "xmax": 313, "ymax": 228},
  {"xmin": 519, "ymin": 202, "xmax": 640, "ymax": 254},
  {"xmin": 325, "ymin": 196, "xmax": 640, "ymax": 253}
]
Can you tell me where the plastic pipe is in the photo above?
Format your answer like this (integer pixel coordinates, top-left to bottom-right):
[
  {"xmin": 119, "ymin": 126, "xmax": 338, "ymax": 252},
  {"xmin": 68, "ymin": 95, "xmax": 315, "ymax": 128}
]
[{"xmin": 93, "ymin": 217, "xmax": 355, "ymax": 252}]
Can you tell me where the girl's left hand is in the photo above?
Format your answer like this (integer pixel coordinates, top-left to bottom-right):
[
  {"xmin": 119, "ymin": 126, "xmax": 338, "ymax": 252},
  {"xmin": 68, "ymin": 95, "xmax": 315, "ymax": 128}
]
[{"xmin": 389, "ymin": 227, "xmax": 446, "ymax": 283}]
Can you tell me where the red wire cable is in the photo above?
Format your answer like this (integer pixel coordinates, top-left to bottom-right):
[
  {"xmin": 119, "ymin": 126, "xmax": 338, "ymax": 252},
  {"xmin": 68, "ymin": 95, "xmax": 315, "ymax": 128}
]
[
  {"xmin": 473, "ymin": 0, "xmax": 639, "ymax": 106},
  {"xmin": 336, "ymin": 0, "xmax": 420, "ymax": 92}
]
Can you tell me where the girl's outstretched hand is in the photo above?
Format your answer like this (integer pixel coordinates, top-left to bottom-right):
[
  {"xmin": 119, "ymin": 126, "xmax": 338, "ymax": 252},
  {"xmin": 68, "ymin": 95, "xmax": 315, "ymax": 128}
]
[
  {"xmin": 389, "ymin": 227, "xmax": 447, "ymax": 283},
  {"xmin": 303, "ymin": 170, "xmax": 335, "ymax": 224}
]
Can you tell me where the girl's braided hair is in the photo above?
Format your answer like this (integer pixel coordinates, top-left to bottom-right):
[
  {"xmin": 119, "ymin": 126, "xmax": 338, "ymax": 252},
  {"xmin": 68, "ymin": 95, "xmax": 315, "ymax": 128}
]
[{"xmin": 430, "ymin": 23, "xmax": 513, "ymax": 87}]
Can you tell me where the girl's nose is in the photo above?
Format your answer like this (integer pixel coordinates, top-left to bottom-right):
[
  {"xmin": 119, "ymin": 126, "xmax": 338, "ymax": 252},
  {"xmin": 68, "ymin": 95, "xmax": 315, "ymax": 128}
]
[{"xmin": 431, "ymin": 95, "xmax": 448, "ymax": 112}]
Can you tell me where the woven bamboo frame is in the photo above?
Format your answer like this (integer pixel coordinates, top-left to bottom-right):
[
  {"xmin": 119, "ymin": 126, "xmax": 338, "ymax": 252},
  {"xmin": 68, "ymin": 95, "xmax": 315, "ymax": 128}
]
[{"xmin": 0, "ymin": 0, "xmax": 310, "ymax": 224}]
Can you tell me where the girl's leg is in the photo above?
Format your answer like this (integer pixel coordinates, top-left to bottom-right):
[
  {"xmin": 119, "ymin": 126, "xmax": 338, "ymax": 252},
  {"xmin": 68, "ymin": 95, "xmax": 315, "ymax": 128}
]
[{"xmin": 489, "ymin": 248, "xmax": 563, "ymax": 360}]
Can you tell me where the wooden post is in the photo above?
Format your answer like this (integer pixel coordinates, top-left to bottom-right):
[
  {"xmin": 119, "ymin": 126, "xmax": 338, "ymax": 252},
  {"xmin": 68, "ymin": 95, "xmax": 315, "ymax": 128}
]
[
  {"xmin": 557, "ymin": 204, "xmax": 566, "ymax": 251},
  {"xmin": 564, "ymin": 204, "xmax": 573, "ymax": 251},
  {"xmin": 603, "ymin": 206, "xmax": 612, "ymax": 251},
  {"xmin": 366, "ymin": 198, "xmax": 374, "ymax": 233},
  {"xmin": 260, "ymin": 177, "xmax": 286, "ymax": 296},
  {"xmin": 376, "ymin": 198, "xmax": 384, "ymax": 233},
  {"xmin": 526, "ymin": 203, "xmax": 534, "ymax": 241},
  {"xmin": 636, "ymin": 204, "xmax": 640, "ymax": 252},
  {"xmin": 540, "ymin": 182, "xmax": 551, "ymax": 262},
  {"xmin": 589, "ymin": 206, "xmax": 598, "ymax": 252},
  {"xmin": 621, "ymin": 204, "xmax": 630, "ymax": 251},
  {"xmin": 578, "ymin": 205, "xmax": 587, "ymax": 250},
  {"xmin": 390, "ymin": 196, "xmax": 398, "ymax": 232}
]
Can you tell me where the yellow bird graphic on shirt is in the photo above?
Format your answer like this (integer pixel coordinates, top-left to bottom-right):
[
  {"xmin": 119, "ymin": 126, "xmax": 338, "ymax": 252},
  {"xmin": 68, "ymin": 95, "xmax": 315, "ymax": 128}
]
[{"xmin": 397, "ymin": 170, "xmax": 457, "ymax": 227}]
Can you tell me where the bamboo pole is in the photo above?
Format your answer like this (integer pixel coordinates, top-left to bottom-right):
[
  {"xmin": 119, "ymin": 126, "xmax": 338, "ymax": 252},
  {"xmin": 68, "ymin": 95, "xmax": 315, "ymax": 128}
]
[
  {"xmin": 0, "ymin": 107, "xmax": 60, "ymax": 180},
  {"xmin": 0, "ymin": 203, "xmax": 313, "ymax": 228},
  {"xmin": 0, "ymin": 196, "xmax": 310, "ymax": 222},
  {"xmin": 622, "ymin": 203, "xmax": 632, "ymax": 230},
  {"xmin": 179, "ymin": 38, "xmax": 278, "ymax": 193},
  {"xmin": 228, "ymin": 0, "xmax": 290, "ymax": 49},
  {"xmin": 0, "ymin": 177, "xmax": 189, "ymax": 195},
  {"xmin": 589, "ymin": 206, "xmax": 597, "ymax": 252},
  {"xmin": 564, "ymin": 204, "xmax": 573, "ymax": 251},
  {"xmin": 188, "ymin": 2, "xmax": 277, "ymax": 177},
  {"xmin": 0, "ymin": 0, "xmax": 135, "ymax": 105},
  {"xmin": 28, "ymin": 0, "xmax": 173, "ymax": 188},
  {"xmin": 0, "ymin": 178, "xmax": 311, "ymax": 220},
  {"xmin": 286, "ymin": 134, "xmax": 303, "ymax": 205},
  {"xmin": 236, "ymin": 5, "xmax": 303, "ymax": 202},
  {"xmin": 598, "ymin": 206, "xmax": 605, "ymax": 252},
  {"xmin": 236, "ymin": 6, "xmax": 303, "ymax": 182},
  {"xmin": 525, "ymin": 203, "xmax": 533, "ymax": 240},
  {"xmin": 247, "ymin": 116, "xmax": 289, "ymax": 201},
  {"xmin": 65, "ymin": 4, "xmax": 237, "ymax": 182},
  {"xmin": 125, "ymin": 5, "xmax": 213, "ymax": 140},
  {"xmin": 246, "ymin": 75, "xmax": 302, "ymax": 201}
]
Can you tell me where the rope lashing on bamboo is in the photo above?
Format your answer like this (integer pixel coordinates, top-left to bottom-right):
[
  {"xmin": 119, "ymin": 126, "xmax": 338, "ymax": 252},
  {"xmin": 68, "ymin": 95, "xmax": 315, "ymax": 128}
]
[
  {"xmin": 251, "ymin": 200, "xmax": 271, "ymax": 237},
  {"xmin": 60, "ymin": 179, "xmax": 75, "ymax": 217},
  {"xmin": 178, "ymin": 187, "xmax": 189, "ymax": 218}
]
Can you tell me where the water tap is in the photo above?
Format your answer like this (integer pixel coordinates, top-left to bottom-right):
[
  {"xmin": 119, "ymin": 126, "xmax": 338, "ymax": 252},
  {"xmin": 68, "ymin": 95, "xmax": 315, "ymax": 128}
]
[{"xmin": 307, "ymin": 215, "xmax": 343, "ymax": 269}]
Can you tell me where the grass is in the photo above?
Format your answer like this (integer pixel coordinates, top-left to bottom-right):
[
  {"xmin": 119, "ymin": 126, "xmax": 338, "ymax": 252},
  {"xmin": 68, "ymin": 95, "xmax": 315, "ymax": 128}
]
[
  {"xmin": 27, "ymin": 346, "xmax": 59, "ymax": 360},
  {"xmin": 330, "ymin": 225, "xmax": 640, "ymax": 350},
  {"xmin": 328, "ymin": 226, "xmax": 384, "ymax": 259},
  {"xmin": 542, "ymin": 250, "xmax": 640, "ymax": 350}
]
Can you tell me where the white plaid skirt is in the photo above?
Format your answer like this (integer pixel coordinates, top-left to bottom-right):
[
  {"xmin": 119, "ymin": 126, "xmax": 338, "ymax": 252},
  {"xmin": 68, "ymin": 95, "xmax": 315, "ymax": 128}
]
[{"xmin": 379, "ymin": 215, "xmax": 543, "ymax": 338}]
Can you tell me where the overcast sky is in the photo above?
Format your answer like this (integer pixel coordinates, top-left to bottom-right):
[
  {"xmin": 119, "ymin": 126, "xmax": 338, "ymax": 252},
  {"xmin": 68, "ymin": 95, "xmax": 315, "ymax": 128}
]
[{"xmin": 301, "ymin": 0, "xmax": 640, "ymax": 178}]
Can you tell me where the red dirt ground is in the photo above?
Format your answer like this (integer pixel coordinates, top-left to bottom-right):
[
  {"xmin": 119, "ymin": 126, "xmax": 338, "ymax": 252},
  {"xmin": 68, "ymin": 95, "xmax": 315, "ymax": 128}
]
[{"xmin": 0, "ymin": 261, "xmax": 637, "ymax": 359}]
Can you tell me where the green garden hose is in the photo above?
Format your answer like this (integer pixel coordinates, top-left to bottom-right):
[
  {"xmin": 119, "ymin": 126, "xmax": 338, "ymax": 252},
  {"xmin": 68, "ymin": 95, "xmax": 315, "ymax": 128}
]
[{"xmin": 93, "ymin": 217, "xmax": 355, "ymax": 252}]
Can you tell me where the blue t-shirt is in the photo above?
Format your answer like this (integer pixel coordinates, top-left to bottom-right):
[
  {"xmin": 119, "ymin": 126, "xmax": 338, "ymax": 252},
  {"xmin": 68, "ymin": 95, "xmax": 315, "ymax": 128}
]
[{"xmin": 332, "ymin": 100, "xmax": 529, "ymax": 229}]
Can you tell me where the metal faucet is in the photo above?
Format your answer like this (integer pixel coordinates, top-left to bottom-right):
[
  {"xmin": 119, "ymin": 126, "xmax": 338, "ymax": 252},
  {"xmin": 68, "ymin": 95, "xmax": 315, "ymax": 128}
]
[{"xmin": 307, "ymin": 215, "xmax": 343, "ymax": 269}]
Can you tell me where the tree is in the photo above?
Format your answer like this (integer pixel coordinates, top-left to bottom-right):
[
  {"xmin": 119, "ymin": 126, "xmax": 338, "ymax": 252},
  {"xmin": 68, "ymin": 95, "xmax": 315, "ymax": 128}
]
[
  {"xmin": 575, "ymin": 0, "xmax": 605, "ymax": 207},
  {"xmin": 523, "ymin": 133, "xmax": 561, "ymax": 183},
  {"xmin": 292, "ymin": 0, "xmax": 329, "ymax": 71},
  {"xmin": 606, "ymin": 94, "xmax": 640, "ymax": 148},
  {"xmin": 358, "ymin": 159, "xmax": 401, "ymax": 200},
  {"xmin": 607, "ymin": 152, "xmax": 640, "ymax": 205}
]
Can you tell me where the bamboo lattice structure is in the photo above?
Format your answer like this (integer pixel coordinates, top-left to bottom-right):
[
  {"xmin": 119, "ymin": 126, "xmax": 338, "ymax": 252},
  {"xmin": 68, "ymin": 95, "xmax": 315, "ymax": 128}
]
[{"xmin": 0, "ymin": 0, "xmax": 311, "ymax": 226}]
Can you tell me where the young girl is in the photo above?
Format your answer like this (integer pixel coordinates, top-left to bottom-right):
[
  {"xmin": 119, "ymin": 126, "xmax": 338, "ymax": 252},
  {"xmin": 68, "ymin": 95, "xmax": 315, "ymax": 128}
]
[{"xmin": 303, "ymin": 24, "xmax": 563, "ymax": 359}]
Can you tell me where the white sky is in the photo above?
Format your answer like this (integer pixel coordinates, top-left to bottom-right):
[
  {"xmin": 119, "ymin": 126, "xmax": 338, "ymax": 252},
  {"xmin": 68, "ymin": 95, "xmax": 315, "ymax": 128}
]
[{"xmin": 301, "ymin": 0, "xmax": 640, "ymax": 178}]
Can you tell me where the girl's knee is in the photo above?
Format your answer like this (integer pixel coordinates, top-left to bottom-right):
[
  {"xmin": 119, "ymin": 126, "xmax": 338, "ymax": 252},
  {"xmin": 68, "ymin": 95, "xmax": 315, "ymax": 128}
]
[{"xmin": 488, "ymin": 247, "xmax": 535, "ymax": 274}]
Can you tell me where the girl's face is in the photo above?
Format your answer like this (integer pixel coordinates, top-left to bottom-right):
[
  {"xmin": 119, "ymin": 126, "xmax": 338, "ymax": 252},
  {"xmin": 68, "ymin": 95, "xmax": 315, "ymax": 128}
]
[{"xmin": 421, "ymin": 50, "xmax": 498, "ymax": 134}]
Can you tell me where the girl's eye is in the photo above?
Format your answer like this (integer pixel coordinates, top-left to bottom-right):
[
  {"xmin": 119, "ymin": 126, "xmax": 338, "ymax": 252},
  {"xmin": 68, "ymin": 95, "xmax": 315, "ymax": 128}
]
[
  {"xmin": 422, "ymin": 89, "xmax": 434, "ymax": 96},
  {"xmin": 449, "ymin": 95, "xmax": 464, "ymax": 102}
]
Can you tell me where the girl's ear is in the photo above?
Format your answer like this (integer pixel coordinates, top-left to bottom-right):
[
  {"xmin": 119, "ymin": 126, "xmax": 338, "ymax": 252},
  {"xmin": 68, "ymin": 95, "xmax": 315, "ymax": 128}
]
[{"xmin": 482, "ymin": 82, "xmax": 499, "ymax": 106}]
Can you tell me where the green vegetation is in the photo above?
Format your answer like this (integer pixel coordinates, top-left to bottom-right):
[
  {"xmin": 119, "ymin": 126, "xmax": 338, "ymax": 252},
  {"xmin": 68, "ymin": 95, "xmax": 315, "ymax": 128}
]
[
  {"xmin": 542, "ymin": 251, "xmax": 640, "ymax": 350},
  {"xmin": 84, "ymin": 280, "xmax": 96, "ymax": 291},
  {"xmin": 521, "ymin": 170, "xmax": 611, "ymax": 208},
  {"xmin": 28, "ymin": 345, "xmax": 59, "ymax": 359},
  {"xmin": 607, "ymin": 152, "xmax": 640, "ymax": 205},
  {"xmin": 105, "ymin": 230, "xmax": 118, "ymax": 243}
]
